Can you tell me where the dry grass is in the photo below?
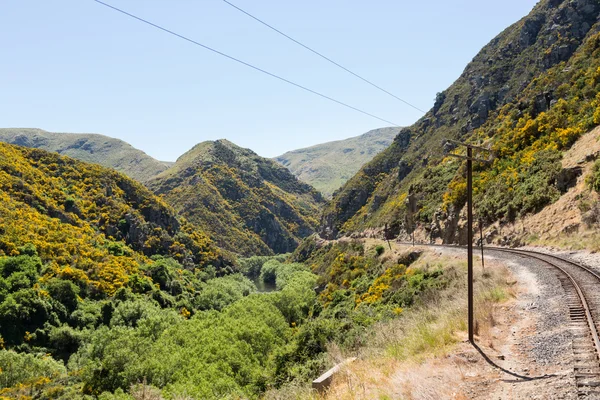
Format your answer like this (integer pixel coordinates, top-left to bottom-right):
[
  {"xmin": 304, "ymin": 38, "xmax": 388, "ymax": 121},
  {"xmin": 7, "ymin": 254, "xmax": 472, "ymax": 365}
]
[
  {"xmin": 130, "ymin": 383, "xmax": 163, "ymax": 400},
  {"xmin": 525, "ymin": 228, "xmax": 600, "ymax": 252},
  {"xmin": 321, "ymin": 250, "xmax": 513, "ymax": 400},
  {"xmin": 264, "ymin": 248, "xmax": 514, "ymax": 400}
]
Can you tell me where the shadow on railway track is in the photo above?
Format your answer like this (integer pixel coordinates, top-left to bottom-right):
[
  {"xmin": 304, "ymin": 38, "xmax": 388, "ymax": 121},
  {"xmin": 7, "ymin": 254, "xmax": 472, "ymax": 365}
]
[{"xmin": 473, "ymin": 343, "xmax": 556, "ymax": 382}]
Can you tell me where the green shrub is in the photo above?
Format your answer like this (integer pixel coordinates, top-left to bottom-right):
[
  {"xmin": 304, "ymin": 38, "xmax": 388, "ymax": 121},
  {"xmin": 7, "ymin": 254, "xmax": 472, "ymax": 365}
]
[
  {"xmin": 0, "ymin": 349, "xmax": 66, "ymax": 388},
  {"xmin": 588, "ymin": 160, "xmax": 600, "ymax": 192},
  {"xmin": 195, "ymin": 274, "xmax": 256, "ymax": 311},
  {"xmin": 259, "ymin": 259, "xmax": 280, "ymax": 285}
]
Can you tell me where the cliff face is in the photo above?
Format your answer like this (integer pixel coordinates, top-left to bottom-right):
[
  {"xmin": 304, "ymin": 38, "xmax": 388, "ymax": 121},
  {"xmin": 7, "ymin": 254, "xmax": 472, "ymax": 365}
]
[
  {"xmin": 148, "ymin": 139, "xmax": 325, "ymax": 256},
  {"xmin": 321, "ymin": 0, "xmax": 600, "ymax": 241}
]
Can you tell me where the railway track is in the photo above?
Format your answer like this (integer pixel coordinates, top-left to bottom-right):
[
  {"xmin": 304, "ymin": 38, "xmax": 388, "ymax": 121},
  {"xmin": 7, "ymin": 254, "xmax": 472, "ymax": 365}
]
[
  {"xmin": 485, "ymin": 247, "xmax": 600, "ymax": 397},
  {"xmin": 417, "ymin": 243, "xmax": 600, "ymax": 397}
]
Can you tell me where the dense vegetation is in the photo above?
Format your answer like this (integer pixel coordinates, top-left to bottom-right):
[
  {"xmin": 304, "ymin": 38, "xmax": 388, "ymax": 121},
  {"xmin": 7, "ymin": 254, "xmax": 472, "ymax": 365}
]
[
  {"xmin": 0, "ymin": 128, "xmax": 169, "ymax": 182},
  {"xmin": 5, "ymin": 1, "xmax": 600, "ymax": 398},
  {"xmin": 321, "ymin": 0, "xmax": 600, "ymax": 242},
  {"xmin": 0, "ymin": 134, "xmax": 491, "ymax": 397},
  {"xmin": 0, "ymin": 143, "xmax": 230, "ymax": 292},
  {"xmin": 274, "ymin": 127, "xmax": 399, "ymax": 198},
  {"xmin": 148, "ymin": 140, "xmax": 325, "ymax": 257}
]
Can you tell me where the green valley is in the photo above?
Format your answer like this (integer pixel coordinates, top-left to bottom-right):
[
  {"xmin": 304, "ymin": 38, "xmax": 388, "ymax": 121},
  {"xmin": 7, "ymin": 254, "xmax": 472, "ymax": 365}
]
[
  {"xmin": 5, "ymin": 0, "xmax": 600, "ymax": 399},
  {"xmin": 0, "ymin": 142, "xmax": 466, "ymax": 399}
]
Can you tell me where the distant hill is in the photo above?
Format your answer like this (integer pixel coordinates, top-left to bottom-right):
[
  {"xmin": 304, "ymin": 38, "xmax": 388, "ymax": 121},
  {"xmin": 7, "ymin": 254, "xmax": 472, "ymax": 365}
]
[
  {"xmin": 0, "ymin": 128, "xmax": 169, "ymax": 182},
  {"xmin": 274, "ymin": 127, "xmax": 400, "ymax": 198},
  {"xmin": 148, "ymin": 139, "xmax": 325, "ymax": 256}
]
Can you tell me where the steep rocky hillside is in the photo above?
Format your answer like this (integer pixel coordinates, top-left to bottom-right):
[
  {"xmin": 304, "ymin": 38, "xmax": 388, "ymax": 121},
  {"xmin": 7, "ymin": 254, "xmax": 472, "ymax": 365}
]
[
  {"xmin": 148, "ymin": 139, "xmax": 325, "ymax": 256},
  {"xmin": 0, "ymin": 128, "xmax": 169, "ymax": 182},
  {"xmin": 321, "ymin": 0, "xmax": 600, "ymax": 243},
  {"xmin": 274, "ymin": 127, "xmax": 400, "ymax": 198},
  {"xmin": 0, "ymin": 142, "xmax": 229, "ymax": 296}
]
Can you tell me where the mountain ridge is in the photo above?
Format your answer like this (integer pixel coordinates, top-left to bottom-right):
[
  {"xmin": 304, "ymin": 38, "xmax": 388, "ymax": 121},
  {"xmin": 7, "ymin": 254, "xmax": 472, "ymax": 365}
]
[
  {"xmin": 0, "ymin": 128, "xmax": 169, "ymax": 182},
  {"xmin": 321, "ymin": 0, "xmax": 600, "ymax": 242},
  {"xmin": 148, "ymin": 139, "xmax": 326, "ymax": 256}
]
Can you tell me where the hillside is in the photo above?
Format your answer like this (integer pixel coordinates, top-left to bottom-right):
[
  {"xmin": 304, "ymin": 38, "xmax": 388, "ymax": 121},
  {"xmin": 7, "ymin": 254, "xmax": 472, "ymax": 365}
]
[
  {"xmin": 274, "ymin": 127, "xmax": 400, "ymax": 198},
  {"xmin": 0, "ymin": 142, "xmax": 321, "ymax": 399},
  {"xmin": 0, "ymin": 128, "xmax": 169, "ymax": 182},
  {"xmin": 0, "ymin": 141, "xmax": 233, "ymax": 346},
  {"xmin": 0, "ymin": 142, "xmax": 228, "ymax": 281},
  {"xmin": 321, "ymin": 0, "xmax": 600, "ymax": 243},
  {"xmin": 148, "ymin": 139, "xmax": 325, "ymax": 256}
]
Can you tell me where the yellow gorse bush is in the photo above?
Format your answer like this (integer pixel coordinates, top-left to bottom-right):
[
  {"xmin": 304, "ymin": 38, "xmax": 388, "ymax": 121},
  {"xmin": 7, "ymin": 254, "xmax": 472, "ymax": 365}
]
[{"xmin": 0, "ymin": 143, "xmax": 223, "ymax": 296}]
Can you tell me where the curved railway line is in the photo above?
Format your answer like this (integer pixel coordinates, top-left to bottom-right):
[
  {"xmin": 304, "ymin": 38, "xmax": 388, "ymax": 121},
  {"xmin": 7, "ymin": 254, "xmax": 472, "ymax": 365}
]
[
  {"xmin": 488, "ymin": 247, "xmax": 600, "ymax": 398},
  {"xmin": 409, "ymin": 243, "xmax": 600, "ymax": 397}
]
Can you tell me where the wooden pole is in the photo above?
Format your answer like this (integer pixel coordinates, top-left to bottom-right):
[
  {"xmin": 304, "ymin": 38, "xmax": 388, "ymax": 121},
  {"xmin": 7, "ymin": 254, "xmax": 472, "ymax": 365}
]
[
  {"xmin": 467, "ymin": 147, "xmax": 474, "ymax": 344},
  {"xmin": 443, "ymin": 138, "xmax": 493, "ymax": 346},
  {"xmin": 385, "ymin": 223, "xmax": 392, "ymax": 250},
  {"xmin": 479, "ymin": 218, "xmax": 485, "ymax": 270}
]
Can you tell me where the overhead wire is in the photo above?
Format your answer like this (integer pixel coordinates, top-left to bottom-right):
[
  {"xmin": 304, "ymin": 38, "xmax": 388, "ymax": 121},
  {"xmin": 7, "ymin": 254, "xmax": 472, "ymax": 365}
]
[
  {"xmin": 92, "ymin": 0, "xmax": 403, "ymax": 127},
  {"xmin": 221, "ymin": 0, "xmax": 426, "ymax": 114}
]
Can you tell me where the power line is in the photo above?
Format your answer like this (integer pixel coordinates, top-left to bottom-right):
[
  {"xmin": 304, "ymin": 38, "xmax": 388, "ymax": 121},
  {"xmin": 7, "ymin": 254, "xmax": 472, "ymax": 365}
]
[
  {"xmin": 92, "ymin": 0, "xmax": 401, "ymax": 127},
  {"xmin": 221, "ymin": 0, "xmax": 427, "ymax": 114}
]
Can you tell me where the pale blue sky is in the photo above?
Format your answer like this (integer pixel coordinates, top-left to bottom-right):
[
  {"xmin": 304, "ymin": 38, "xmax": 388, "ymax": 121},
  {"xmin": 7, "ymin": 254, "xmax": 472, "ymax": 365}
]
[{"xmin": 1, "ymin": 0, "xmax": 539, "ymax": 161}]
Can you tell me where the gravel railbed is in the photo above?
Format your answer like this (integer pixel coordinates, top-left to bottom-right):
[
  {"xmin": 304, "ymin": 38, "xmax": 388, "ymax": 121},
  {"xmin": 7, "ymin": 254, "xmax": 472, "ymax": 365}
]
[
  {"xmin": 435, "ymin": 245, "xmax": 578, "ymax": 399},
  {"xmin": 520, "ymin": 245, "xmax": 600, "ymax": 274},
  {"xmin": 487, "ymin": 249, "xmax": 573, "ymax": 368}
]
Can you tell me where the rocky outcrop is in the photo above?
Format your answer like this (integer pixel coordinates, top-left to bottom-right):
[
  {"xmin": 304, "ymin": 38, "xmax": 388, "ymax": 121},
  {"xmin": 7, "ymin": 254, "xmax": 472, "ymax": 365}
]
[{"xmin": 556, "ymin": 167, "xmax": 583, "ymax": 193}]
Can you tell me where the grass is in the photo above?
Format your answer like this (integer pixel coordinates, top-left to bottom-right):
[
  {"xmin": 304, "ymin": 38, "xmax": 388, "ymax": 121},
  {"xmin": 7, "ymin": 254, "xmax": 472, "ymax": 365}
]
[
  {"xmin": 367, "ymin": 253, "xmax": 511, "ymax": 361},
  {"xmin": 525, "ymin": 229, "xmax": 600, "ymax": 252},
  {"xmin": 321, "ymin": 254, "xmax": 513, "ymax": 399},
  {"xmin": 263, "ymin": 249, "xmax": 514, "ymax": 400}
]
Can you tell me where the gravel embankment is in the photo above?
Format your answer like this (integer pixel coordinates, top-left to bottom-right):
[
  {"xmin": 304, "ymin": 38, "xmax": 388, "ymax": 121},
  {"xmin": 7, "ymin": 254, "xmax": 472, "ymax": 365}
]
[{"xmin": 438, "ymin": 246, "xmax": 578, "ymax": 399}]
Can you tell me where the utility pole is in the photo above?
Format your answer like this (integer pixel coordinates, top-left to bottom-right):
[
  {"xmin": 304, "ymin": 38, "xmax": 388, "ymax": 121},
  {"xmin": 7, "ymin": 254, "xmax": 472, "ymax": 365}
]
[
  {"xmin": 384, "ymin": 223, "xmax": 392, "ymax": 250},
  {"xmin": 479, "ymin": 218, "xmax": 485, "ymax": 270},
  {"xmin": 444, "ymin": 139, "xmax": 493, "ymax": 344},
  {"xmin": 467, "ymin": 146, "xmax": 474, "ymax": 344}
]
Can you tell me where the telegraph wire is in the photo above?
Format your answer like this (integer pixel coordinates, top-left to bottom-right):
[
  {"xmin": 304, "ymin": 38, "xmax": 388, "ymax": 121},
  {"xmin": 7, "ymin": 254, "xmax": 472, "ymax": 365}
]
[
  {"xmin": 92, "ymin": 0, "xmax": 401, "ymax": 126},
  {"xmin": 221, "ymin": 0, "xmax": 426, "ymax": 114}
]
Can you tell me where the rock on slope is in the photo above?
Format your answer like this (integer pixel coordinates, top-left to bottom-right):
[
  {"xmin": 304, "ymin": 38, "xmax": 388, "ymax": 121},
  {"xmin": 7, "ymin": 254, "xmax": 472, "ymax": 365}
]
[
  {"xmin": 148, "ymin": 139, "xmax": 325, "ymax": 256},
  {"xmin": 0, "ymin": 128, "xmax": 169, "ymax": 182},
  {"xmin": 321, "ymin": 0, "xmax": 600, "ymax": 242},
  {"xmin": 274, "ymin": 127, "xmax": 400, "ymax": 198}
]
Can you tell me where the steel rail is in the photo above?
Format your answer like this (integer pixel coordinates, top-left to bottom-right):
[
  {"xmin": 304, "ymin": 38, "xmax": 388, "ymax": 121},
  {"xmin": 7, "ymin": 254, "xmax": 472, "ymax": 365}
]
[
  {"xmin": 487, "ymin": 247, "xmax": 600, "ymax": 361},
  {"xmin": 398, "ymin": 241, "xmax": 600, "ymax": 394}
]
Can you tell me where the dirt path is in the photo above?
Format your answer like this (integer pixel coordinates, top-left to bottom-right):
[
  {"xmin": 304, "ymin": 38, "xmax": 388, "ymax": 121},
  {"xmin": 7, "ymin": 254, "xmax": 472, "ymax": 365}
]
[{"xmin": 392, "ymin": 245, "xmax": 576, "ymax": 399}]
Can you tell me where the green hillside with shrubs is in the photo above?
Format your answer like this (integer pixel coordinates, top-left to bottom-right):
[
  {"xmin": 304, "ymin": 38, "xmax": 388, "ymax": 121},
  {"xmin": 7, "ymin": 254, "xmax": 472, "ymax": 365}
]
[
  {"xmin": 0, "ymin": 128, "xmax": 169, "ymax": 183},
  {"xmin": 148, "ymin": 139, "xmax": 325, "ymax": 257}
]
